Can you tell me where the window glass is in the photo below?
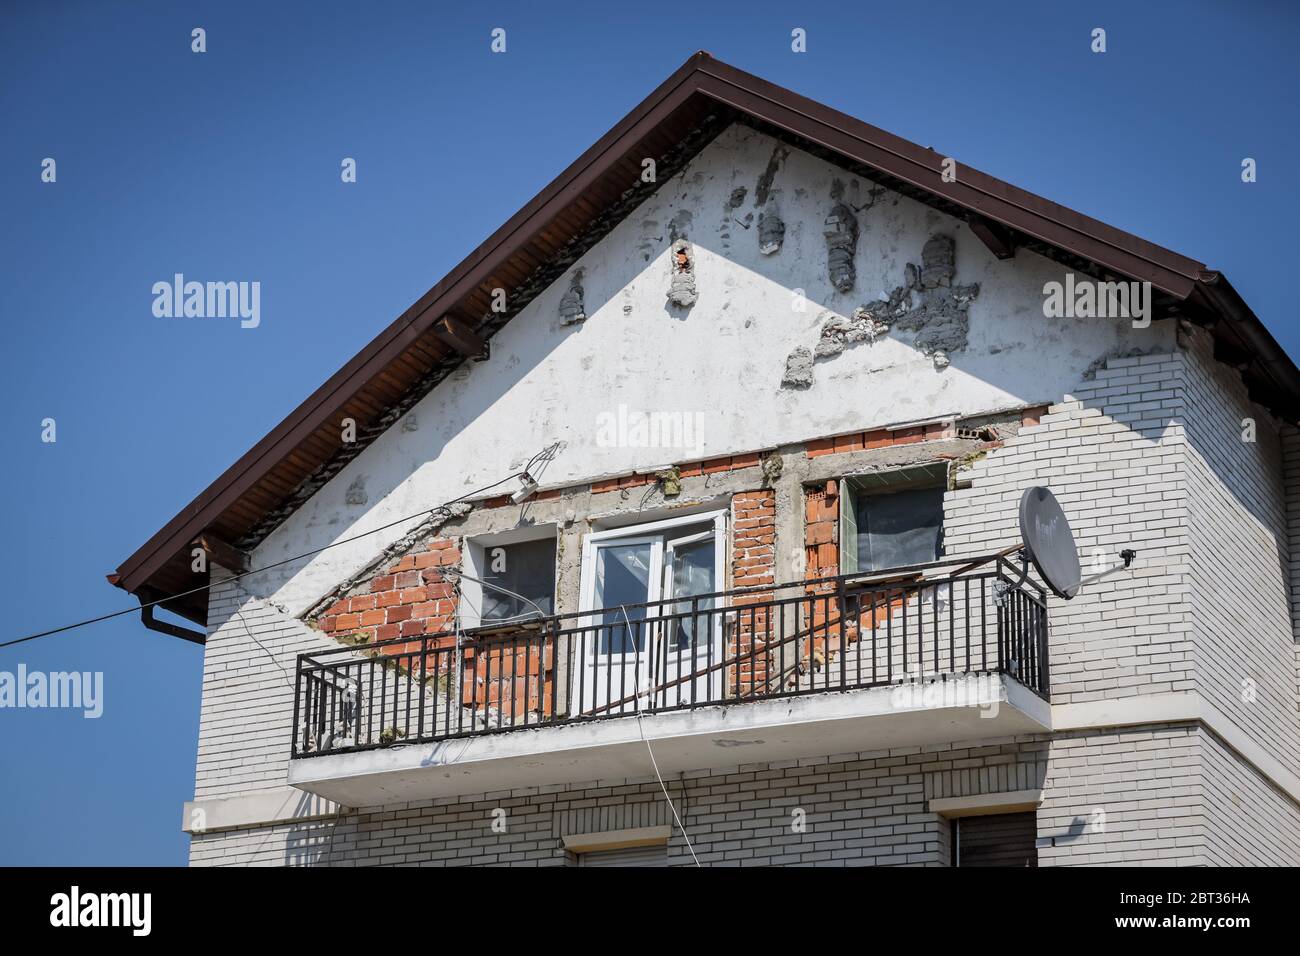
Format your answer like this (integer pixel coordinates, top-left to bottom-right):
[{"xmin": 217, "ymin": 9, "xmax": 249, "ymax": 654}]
[
  {"xmin": 594, "ymin": 541, "xmax": 653, "ymax": 653},
  {"xmin": 854, "ymin": 485, "xmax": 944, "ymax": 571},
  {"xmin": 480, "ymin": 537, "xmax": 556, "ymax": 622},
  {"xmin": 667, "ymin": 535, "xmax": 715, "ymax": 651}
]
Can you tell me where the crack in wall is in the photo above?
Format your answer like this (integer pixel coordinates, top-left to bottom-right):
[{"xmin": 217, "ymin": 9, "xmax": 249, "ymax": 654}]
[{"xmin": 301, "ymin": 502, "xmax": 472, "ymax": 621}]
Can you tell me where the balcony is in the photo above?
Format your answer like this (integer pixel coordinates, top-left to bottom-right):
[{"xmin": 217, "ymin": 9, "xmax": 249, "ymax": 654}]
[{"xmin": 287, "ymin": 554, "xmax": 1052, "ymax": 805}]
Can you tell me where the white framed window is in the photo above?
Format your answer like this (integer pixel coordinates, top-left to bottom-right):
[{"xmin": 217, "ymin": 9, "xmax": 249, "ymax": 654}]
[{"xmin": 576, "ymin": 509, "xmax": 727, "ymax": 713}]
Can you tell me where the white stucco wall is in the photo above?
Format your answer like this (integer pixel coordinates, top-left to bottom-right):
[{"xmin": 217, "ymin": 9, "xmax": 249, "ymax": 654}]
[{"xmin": 248, "ymin": 123, "xmax": 1167, "ymax": 615}]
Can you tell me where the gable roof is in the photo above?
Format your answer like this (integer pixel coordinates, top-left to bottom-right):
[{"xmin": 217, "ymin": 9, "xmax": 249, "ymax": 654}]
[{"xmin": 112, "ymin": 51, "xmax": 1300, "ymax": 625}]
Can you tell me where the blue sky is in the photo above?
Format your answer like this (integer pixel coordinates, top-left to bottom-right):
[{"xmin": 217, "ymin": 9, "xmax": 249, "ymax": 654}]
[{"xmin": 1, "ymin": 0, "xmax": 1296, "ymax": 865}]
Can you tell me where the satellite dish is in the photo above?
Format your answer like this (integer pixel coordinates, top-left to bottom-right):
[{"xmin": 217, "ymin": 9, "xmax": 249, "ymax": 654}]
[{"xmin": 1018, "ymin": 487, "xmax": 1081, "ymax": 599}]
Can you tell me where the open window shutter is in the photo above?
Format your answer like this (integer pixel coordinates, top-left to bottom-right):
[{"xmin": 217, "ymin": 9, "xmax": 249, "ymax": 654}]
[{"xmin": 839, "ymin": 481, "xmax": 859, "ymax": 574}]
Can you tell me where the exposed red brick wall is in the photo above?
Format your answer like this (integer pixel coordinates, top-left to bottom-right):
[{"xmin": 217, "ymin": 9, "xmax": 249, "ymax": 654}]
[
  {"xmin": 807, "ymin": 421, "xmax": 954, "ymax": 458},
  {"xmin": 314, "ymin": 536, "xmax": 556, "ymax": 720},
  {"xmin": 730, "ymin": 489, "xmax": 775, "ymax": 695},
  {"xmin": 587, "ymin": 452, "xmax": 765, "ymax": 496},
  {"xmin": 805, "ymin": 481, "xmax": 840, "ymax": 581},
  {"xmin": 316, "ymin": 536, "xmax": 461, "ymax": 653},
  {"xmin": 800, "ymin": 480, "xmax": 927, "ymax": 685}
]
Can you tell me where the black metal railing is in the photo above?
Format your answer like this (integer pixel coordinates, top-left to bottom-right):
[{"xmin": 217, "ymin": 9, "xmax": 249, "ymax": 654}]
[{"xmin": 290, "ymin": 553, "xmax": 1049, "ymax": 758}]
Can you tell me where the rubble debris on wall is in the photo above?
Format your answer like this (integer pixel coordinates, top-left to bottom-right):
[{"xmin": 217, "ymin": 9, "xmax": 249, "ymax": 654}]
[
  {"xmin": 782, "ymin": 346, "xmax": 814, "ymax": 389},
  {"xmin": 558, "ymin": 269, "xmax": 586, "ymax": 326},
  {"xmin": 781, "ymin": 233, "xmax": 981, "ymax": 388},
  {"xmin": 758, "ymin": 210, "xmax": 785, "ymax": 255}
]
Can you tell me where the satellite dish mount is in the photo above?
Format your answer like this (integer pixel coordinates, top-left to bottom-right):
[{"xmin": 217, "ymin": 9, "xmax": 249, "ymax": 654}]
[{"xmin": 1016, "ymin": 487, "xmax": 1136, "ymax": 600}]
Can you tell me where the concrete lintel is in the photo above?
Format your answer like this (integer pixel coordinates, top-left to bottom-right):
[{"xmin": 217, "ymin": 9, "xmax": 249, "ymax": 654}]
[
  {"xmin": 562, "ymin": 826, "xmax": 672, "ymax": 853},
  {"xmin": 929, "ymin": 789, "xmax": 1042, "ymax": 818}
]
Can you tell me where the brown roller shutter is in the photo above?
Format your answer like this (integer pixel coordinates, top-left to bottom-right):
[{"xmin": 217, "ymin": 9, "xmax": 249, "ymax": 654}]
[
  {"xmin": 577, "ymin": 844, "xmax": 669, "ymax": 867},
  {"xmin": 956, "ymin": 812, "xmax": 1037, "ymax": 867}
]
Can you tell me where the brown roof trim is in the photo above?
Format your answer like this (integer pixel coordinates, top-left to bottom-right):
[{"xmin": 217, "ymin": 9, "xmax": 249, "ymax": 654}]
[
  {"xmin": 690, "ymin": 58, "xmax": 1208, "ymax": 296},
  {"xmin": 113, "ymin": 50, "xmax": 1300, "ymax": 619}
]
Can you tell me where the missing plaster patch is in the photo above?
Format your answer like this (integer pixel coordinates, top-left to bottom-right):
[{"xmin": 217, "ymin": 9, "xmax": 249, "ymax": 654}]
[
  {"xmin": 781, "ymin": 346, "xmax": 814, "ymax": 389},
  {"xmin": 667, "ymin": 239, "xmax": 697, "ymax": 308},
  {"xmin": 823, "ymin": 203, "xmax": 859, "ymax": 293},
  {"xmin": 760, "ymin": 450, "xmax": 784, "ymax": 485},
  {"xmin": 345, "ymin": 476, "xmax": 368, "ymax": 506},
  {"xmin": 754, "ymin": 145, "xmax": 789, "ymax": 207},
  {"xmin": 782, "ymin": 233, "xmax": 981, "ymax": 389},
  {"xmin": 559, "ymin": 269, "xmax": 586, "ymax": 326},
  {"xmin": 866, "ymin": 235, "xmax": 978, "ymax": 357},
  {"xmin": 758, "ymin": 210, "xmax": 785, "ymax": 255},
  {"xmin": 303, "ymin": 500, "xmax": 473, "ymax": 622},
  {"xmin": 813, "ymin": 308, "xmax": 891, "ymax": 360}
]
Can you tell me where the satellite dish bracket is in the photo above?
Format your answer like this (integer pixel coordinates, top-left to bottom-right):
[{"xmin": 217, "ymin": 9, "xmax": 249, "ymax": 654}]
[{"xmin": 1077, "ymin": 549, "xmax": 1139, "ymax": 588}]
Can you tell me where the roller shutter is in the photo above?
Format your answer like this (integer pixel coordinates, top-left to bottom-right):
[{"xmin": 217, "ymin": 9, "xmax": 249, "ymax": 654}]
[
  {"xmin": 955, "ymin": 812, "xmax": 1037, "ymax": 867},
  {"xmin": 577, "ymin": 844, "xmax": 669, "ymax": 867}
]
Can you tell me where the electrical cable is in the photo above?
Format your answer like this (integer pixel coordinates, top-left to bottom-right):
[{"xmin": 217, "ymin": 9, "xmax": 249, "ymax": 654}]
[
  {"xmin": 438, "ymin": 573, "xmax": 702, "ymax": 862},
  {"xmin": 1, "ymin": 443, "xmax": 560, "ymax": 650},
  {"xmin": 616, "ymin": 606, "xmax": 702, "ymax": 868}
]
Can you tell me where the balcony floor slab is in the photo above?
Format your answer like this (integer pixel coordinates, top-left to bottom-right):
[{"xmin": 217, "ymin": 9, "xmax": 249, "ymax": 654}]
[{"xmin": 288, "ymin": 674, "xmax": 1051, "ymax": 807}]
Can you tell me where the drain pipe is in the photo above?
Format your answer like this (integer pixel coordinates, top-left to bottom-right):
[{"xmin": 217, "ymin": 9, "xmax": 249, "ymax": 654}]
[{"xmin": 105, "ymin": 573, "xmax": 207, "ymax": 644}]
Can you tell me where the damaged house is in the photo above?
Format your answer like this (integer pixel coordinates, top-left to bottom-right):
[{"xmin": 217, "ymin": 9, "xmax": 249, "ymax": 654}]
[{"xmin": 113, "ymin": 54, "xmax": 1300, "ymax": 866}]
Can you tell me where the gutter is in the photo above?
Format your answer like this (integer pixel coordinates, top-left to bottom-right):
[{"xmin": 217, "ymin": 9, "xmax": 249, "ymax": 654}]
[{"xmin": 1195, "ymin": 270, "xmax": 1300, "ymax": 422}]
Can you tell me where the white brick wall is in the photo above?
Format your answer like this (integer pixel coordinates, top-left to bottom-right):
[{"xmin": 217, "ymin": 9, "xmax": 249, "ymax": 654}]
[
  {"xmin": 1181, "ymin": 332, "xmax": 1300, "ymax": 779},
  {"xmin": 191, "ymin": 738, "xmax": 1036, "ymax": 867},
  {"xmin": 1039, "ymin": 723, "xmax": 1205, "ymax": 866},
  {"xmin": 945, "ymin": 351, "xmax": 1194, "ymax": 708},
  {"xmin": 195, "ymin": 572, "xmax": 338, "ymax": 799}
]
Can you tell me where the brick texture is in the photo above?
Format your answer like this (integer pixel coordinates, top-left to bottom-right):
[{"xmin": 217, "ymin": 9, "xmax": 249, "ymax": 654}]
[{"xmin": 730, "ymin": 489, "xmax": 775, "ymax": 695}]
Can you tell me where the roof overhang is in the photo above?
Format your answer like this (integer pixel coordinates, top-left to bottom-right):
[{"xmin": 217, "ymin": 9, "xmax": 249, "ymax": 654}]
[{"xmin": 111, "ymin": 51, "xmax": 1300, "ymax": 627}]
